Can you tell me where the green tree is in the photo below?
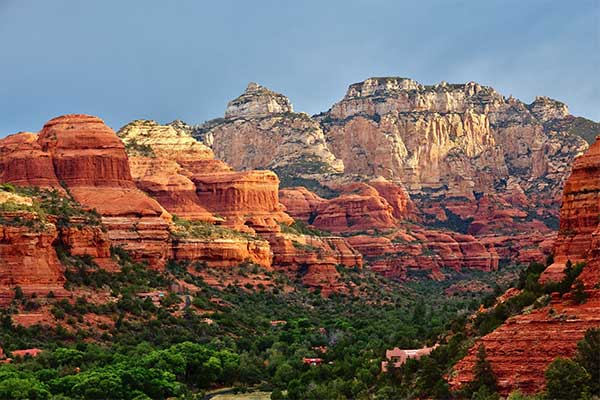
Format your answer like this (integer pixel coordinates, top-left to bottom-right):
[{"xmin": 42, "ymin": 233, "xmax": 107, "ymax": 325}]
[
  {"xmin": 14, "ymin": 286, "xmax": 24, "ymax": 300},
  {"xmin": 564, "ymin": 260, "xmax": 573, "ymax": 279},
  {"xmin": 70, "ymin": 370, "xmax": 126, "ymax": 400},
  {"xmin": 571, "ymin": 279, "xmax": 587, "ymax": 304},
  {"xmin": 545, "ymin": 357, "xmax": 590, "ymax": 400},
  {"xmin": 470, "ymin": 345, "xmax": 497, "ymax": 395},
  {"xmin": 0, "ymin": 377, "xmax": 50, "ymax": 400},
  {"xmin": 576, "ymin": 328, "xmax": 600, "ymax": 395},
  {"xmin": 471, "ymin": 385, "xmax": 500, "ymax": 400},
  {"xmin": 273, "ymin": 363, "xmax": 295, "ymax": 388}
]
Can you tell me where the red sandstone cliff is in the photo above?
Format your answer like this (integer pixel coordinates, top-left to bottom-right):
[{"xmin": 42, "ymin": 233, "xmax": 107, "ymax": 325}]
[
  {"xmin": 0, "ymin": 211, "xmax": 66, "ymax": 304},
  {"xmin": 116, "ymin": 119, "xmax": 363, "ymax": 293},
  {"xmin": 450, "ymin": 138, "xmax": 600, "ymax": 395},
  {"xmin": 0, "ymin": 116, "xmax": 275, "ymax": 275}
]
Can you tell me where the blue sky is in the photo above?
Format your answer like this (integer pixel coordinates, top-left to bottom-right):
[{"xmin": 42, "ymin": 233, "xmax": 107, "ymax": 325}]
[{"xmin": 1, "ymin": 0, "xmax": 598, "ymax": 135}]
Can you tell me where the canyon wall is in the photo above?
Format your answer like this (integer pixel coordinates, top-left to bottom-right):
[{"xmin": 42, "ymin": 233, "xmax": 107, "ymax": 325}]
[
  {"xmin": 117, "ymin": 119, "xmax": 363, "ymax": 293},
  {"xmin": 191, "ymin": 78, "xmax": 597, "ymax": 278},
  {"xmin": 450, "ymin": 138, "xmax": 600, "ymax": 395}
]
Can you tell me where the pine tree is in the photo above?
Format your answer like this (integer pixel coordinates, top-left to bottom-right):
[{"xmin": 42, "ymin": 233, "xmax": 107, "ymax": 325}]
[
  {"xmin": 564, "ymin": 259, "xmax": 573, "ymax": 280},
  {"xmin": 571, "ymin": 279, "xmax": 587, "ymax": 304},
  {"xmin": 545, "ymin": 357, "xmax": 590, "ymax": 399},
  {"xmin": 470, "ymin": 345, "xmax": 497, "ymax": 394},
  {"xmin": 576, "ymin": 328, "xmax": 600, "ymax": 395}
]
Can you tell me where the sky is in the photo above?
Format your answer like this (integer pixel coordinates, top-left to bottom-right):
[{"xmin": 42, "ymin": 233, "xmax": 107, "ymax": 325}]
[{"xmin": 0, "ymin": 0, "xmax": 599, "ymax": 135}]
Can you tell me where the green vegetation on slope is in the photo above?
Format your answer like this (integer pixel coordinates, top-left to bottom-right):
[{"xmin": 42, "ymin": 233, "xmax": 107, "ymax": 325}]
[{"xmin": 0, "ymin": 241, "xmax": 512, "ymax": 399}]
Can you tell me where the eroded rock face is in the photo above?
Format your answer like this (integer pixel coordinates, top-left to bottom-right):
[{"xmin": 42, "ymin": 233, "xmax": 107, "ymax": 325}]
[
  {"xmin": 190, "ymin": 77, "xmax": 596, "ymax": 278},
  {"xmin": 279, "ymin": 187, "xmax": 327, "ymax": 222},
  {"xmin": 553, "ymin": 137, "xmax": 600, "ymax": 264},
  {"xmin": 58, "ymin": 221, "xmax": 117, "ymax": 271},
  {"xmin": 117, "ymin": 119, "xmax": 362, "ymax": 292},
  {"xmin": 311, "ymin": 183, "xmax": 397, "ymax": 233},
  {"xmin": 0, "ymin": 211, "xmax": 66, "ymax": 304},
  {"xmin": 449, "ymin": 291, "xmax": 600, "ymax": 395},
  {"xmin": 346, "ymin": 229, "xmax": 499, "ymax": 279},
  {"xmin": 0, "ymin": 114, "xmax": 363, "ymax": 294},
  {"xmin": 192, "ymin": 170, "xmax": 291, "ymax": 232},
  {"xmin": 118, "ymin": 119, "xmax": 292, "ymax": 232},
  {"xmin": 0, "ymin": 115, "xmax": 171, "ymax": 267},
  {"xmin": 264, "ymin": 232, "xmax": 362, "ymax": 296},
  {"xmin": 0, "ymin": 132, "xmax": 62, "ymax": 189},
  {"xmin": 172, "ymin": 238, "xmax": 272, "ymax": 269},
  {"xmin": 194, "ymin": 83, "xmax": 343, "ymax": 174},
  {"xmin": 225, "ymin": 82, "xmax": 293, "ymax": 118},
  {"xmin": 280, "ymin": 181, "xmax": 416, "ymax": 233},
  {"xmin": 118, "ymin": 119, "xmax": 214, "ymax": 160},
  {"xmin": 320, "ymin": 78, "xmax": 588, "ymax": 201},
  {"xmin": 38, "ymin": 115, "xmax": 134, "ymax": 188},
  {"xmin": 450, "ymin": 139, "xmax": 600, "ymax": 395}
]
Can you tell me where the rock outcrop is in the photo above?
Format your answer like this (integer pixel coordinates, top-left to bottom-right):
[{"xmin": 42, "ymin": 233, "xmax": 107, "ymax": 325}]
[
  {"xmin": 171, "ymin": 238, "xmax": 272, "ymax": 269},
  {"xmin": 117, "ymin": 119, "xmax": 363, "ymax": 293},
  {"xmin": 0, "ymin": 211, "xmax": 65, "ymax": 304},
  {"xmin": 450, "ymin": 138, "xmax": 600, "ymax": 395},
  {"xmin": 118, "ymin": 119, "xmax": 292, "ymax": 232},
  {"xmin": 191, "ymin": 78, "xmax": 596, "ymax": 278},
  {"xmin": 0, "ymin": 115, "xmax": 173, "ymax": 267},
  {"xmin": 225, "ymin": 82, "xmax": 293, "ymax": 118},
  {"xmin": 280, "ymin": 180, "xmax": 416, "ymax": 233},
  {"xmin": 552, "ymin": 137, "xmax": 600, "ymax": 264},
  {"xmin": 194, "ymin": 83, "xmax": 343, "ymax": 176},
  {"xmin": 450, "ymin": 291, "xmax": 600, "ymax": 395},
  {"xmin": 0, "ymin": 132, "xmax": 62, "ymax": 189},
  {"xmin": 319, "ymin": 78, "xmax": 588, "ymax": 200}
]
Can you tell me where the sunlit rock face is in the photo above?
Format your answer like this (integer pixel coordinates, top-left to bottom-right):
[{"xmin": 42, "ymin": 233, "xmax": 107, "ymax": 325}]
[
  {"xmin": 194, "ymin": 83, "xmax": 344, "ymax": 176},
  {"xmin": 192, "ymin": 79, "xmax": 594, "ymax": 278},
  {"xmin": 117, "ymin": 119, "xmax": 362, "ymax": 294},
  {"xmin": 450, "ymin": 139, "xmax": 600, "ymax": 395},
  {"xmin": 320, "ymin": 77, "xmax": 588, "ymax": 201}
]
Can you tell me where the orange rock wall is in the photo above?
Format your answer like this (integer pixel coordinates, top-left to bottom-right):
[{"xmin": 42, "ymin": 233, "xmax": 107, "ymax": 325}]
[{"xmin": 451, "ymin": 138, "xmax": 600, "ymax": 395}]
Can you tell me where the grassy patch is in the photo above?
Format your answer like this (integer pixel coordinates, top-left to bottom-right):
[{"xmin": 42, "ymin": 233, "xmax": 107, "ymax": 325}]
[{"xmin": 171, "ymin": 215, "xmax": 259, "ymax": 241}]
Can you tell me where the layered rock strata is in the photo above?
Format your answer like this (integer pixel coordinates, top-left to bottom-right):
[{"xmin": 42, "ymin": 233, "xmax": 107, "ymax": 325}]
[
  {"xmin": 117, "ymin": 119, "xmax": 363, "ymax": 293},
  {"xmin": 194, "ymin": 83, "xmax": 344, "ymax": 175},
  {"xmin": 450, "ymin": 138, "xmax": 600, "ymax": 395}
]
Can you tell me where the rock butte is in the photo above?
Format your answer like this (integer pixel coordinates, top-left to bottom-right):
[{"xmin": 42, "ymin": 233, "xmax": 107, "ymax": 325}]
[
  {"xmin": 117, "ymin": 119, "xmax": 362, "ymax": 293},
  {"xmin": 1, "ymin": 74, "xmax": 599, "ymax": 295},
  {"xmin": 190, "ymin": 78, "xmax": 596, "ymax": 278},
  {"xmin": 0, "ymin": 212, "xmax": 66, "ymax": 304},
  {"xmin": 195, "ymin": 82, "xmax": 343, "ymax": 173},
  {"xmin": 0, "ymin": 115, "xmax": 363, "ymax": 296},
  {"xmin": 450, "ymin": 137, "xmax": 600, "ymax": 395}
]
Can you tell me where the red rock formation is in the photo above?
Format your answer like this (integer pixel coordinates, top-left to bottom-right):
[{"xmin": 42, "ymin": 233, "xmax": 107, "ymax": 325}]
[
  {"xmin": 553, "ymin": 137, "xmax": 600, "ymax": 264},
  {"xmin": 172, "ymin": 238, "xmax": 272, "ymax": 269},
  {"xmin": 0, "ymin": 115, "xmax": 365, "ymax": 295},
  {"xmin": 279, "ymin": 187, "xmax": 326, "ymax": 222},
  {"xmin": 451, "ymin": 138, "xmax": 600, "ymax": 395},
  {"xmin": 347, "ymin": 229, "xmax": 499, "ymax": 279},
  {"xmin": 0, "ymin": 212, "xmax": 66, "ymax": 304},
  {"xmin": 311, "ymin": 183, "xmax": 397, "ymax": 233},
  {"xmin": 1, "ymin": 116, "xmax": 173, "ymax": 267},
  {"xmin": 369, "ymin": 179, "xmax": 418, "ymax": 220},
  {"xmin": 449, "ymin": 292, "xmax": 600, "ymax": 395},
  {"xmin": 128, "ymin": 157, "xmax": 217, "ymax": 222},
  {"xmin": 58, "ymin": 221, "xmax": 118, "ymax": 271},
  {"xmin": 279, "ymin": 184, "xmax": 502, "ymax": 279},
  {"xmin": 119, "ymin": 120, "xmax": 292, "ymax": 233},
  {"xmin": 0, "ymin": 132, "xmax": 62, "ymax": 189},
  {"xmin": 192, "ymin": 169, "xmax": 292, "ymax": 232},
  {"xmin": 37, "ymin": 115, "xmax": 134, "ymax": 188},
  {"xmin": 265, "ymin": 233, "xmax": 362, "ymax": 295}
]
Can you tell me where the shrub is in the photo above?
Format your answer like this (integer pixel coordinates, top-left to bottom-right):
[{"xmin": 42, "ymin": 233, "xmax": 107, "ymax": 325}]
[{"xmin": 545, "ymin": 357, "xmax": 590, "ymax": 400}]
